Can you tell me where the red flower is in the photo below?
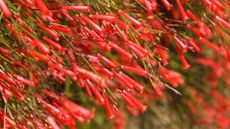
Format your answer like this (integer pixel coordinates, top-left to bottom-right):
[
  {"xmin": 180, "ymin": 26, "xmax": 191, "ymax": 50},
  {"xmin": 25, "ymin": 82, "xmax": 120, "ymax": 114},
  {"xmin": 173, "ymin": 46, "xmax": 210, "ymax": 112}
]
[
  {"xmin": 0, "ymin": 0, "xmax": 12, "ymax": 18},
  {"xmin": 158, "ymin": 67, "xmax": 184, "ymax": 87}
]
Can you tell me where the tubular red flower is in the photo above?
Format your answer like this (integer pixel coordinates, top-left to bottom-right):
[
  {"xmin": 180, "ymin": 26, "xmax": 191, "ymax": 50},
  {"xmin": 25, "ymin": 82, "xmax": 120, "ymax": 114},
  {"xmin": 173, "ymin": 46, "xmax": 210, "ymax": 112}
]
[
  {"xmin": 0, "ymin": 82, "xmax": 14, "ymax": 99},
  {"xmin": 61, "ymin": 9, "xmax": 74, "ymax": 22},
  {"xmin": 125, "ymin": 40, "xmax": 148, "ymax": 58},
  {"xmin": 42, "ymin": 89, "xmax": 60, "ymax": 100},
  {"xmin": 80, "ymin": 14, "xmax": 104, "ymax": 35},
  {"xmin": 207, "ymin": 0, "xmax": 223, "ymax": 14},
  {"xmin": 199, "ymin": 37, "xmax": 220, "ymax": 52},
  {"xmin": 83, "ymin": 26, "xmax": 102, "ymax": 40},
  {"xmin": 67, "ymin": 49, "xmax": 76, "ymax": 63},
  {"xmin": 122, "ymin": 91, "xmax": 147, "ymax": 113},
  {"xmin": 72, "ymin": 113, "xmax": 86, "ymax": 124},
  {"xmin": 75, "ymin": 78, "xmax": 85, "ymax": 88},
  {"xmin": 0, "ymin": 0, "xmax": 12, "ymax": 18},
  {"xmin": 33, "ymin": 38, "xmax": 51, "ymax": 54},
  {"xmin": 161, "ymin": 0, "xmax": 172, "ymax": 10},
  {"xmin": 49, "ymin": 25, "xmax": 73, "ymax": 34},
  {"xmin": 24, "ymin": 0, "xmax": 35, "ymax": 8},
  {"xmin": 48, "ymin": 62, "xmax": 76, "ymax": 79},
  {"xmin": 150, "ymin": 0, "xmax": 158, "ymax": 10},
  {"xmin": 53, "ymin": 72, "xmax": 66, "ymax": 82},
  {"xmin": 43, "ymin": 36, "xmax": 66, "ymax": 52},
  {"xmin": 176, "ymin": 47, "xmax": 190, "ymax": 69},
  {"xmin": 86, "ymin": 79, "xmax": 105, "ymax": 105},
  {"xmin": 196, "ymin": 58, "xmax": 215, "ymax": 67},
  {"xmin": 103, "ymin": 93, "xmax": 115, "ymax": 119},
  {"xmin": 121, "ymin": 65, "xmax": 148, "ymax": 77},
  {"xmin": 63, "ymin": 5, "xmax": 90, "ymax": 12},
  {"xmin": 34, "ymin": 0, "xmax": 51, "ymax": 14},
  {"xmin": 176, "ymin": 0, "xmax": 189, "ymax": 23},
  {"xmin": 158, "ymin": 67, "xmax": 184, "ymax": 87},
  {"xmin": 89, "ymin": 14, "xmax": 116, "ymax": 21},
  {"xmin": 118, "ymin": 10, "xmax": 142, "ymax": 27},
  {"xmin": 37, "ymin": 22, "xmax": 60, "ymax": 41},
  {"xmin": 15, "ymin": 16, "xmax": 34, "ymax": 34},
  {"xmin": 119, "ymin": 72, "xmax": 144, "ymax": 93},
  {"xmin": 0, "ymin": 47, "xmax": 10, "ymax": 54},
  {"xmin": 43, "ymin": 89, "xmax": 94, "ymax": 120},
  {"xmin": 186, "ymin": 10, "xmax": 204, "ymax": 27},
  {"xmin": 34, "ymin": 0, "xmax": 53, "ymax": 21},
  {"xmin": 114, "ymin": 110, "xmax": 126, "ymax": 129},
  {"xmin": 187, "ymin": 24, "xmax": 206, "ymax": 37},
  {"xmin": 211, "ymin": 0, "xmax": 224, "ymax": 9},
  {"xmin": 108, "ymin": 42, "xmax": 133, "ymax": 61},
  {"xmin": 215, "ymin": 16, "xmax": 230, "ymax": 30},
  {"xmin": 84, "ymin": 81, "xmax": 93, "ymax": 97},
  {"xmin": 99, "ymin": 68, "xmax": 114, "ymax": 79},
  {"xmin": 148, "ymin": 16, "xmax": 164, "ymax": 30},
  {"xmin": 97, "ymin": 41, "xmax": 112, "ymax": 51},
  {"xmin": 201, "ymin": 0, "xmax": 212, "ymax": 8},
  {"xmin": 97, "ymin": 54, "xmax": 117, "ymax": 68},
  {"xmin": 46, "ymin": 116, "xmax": 61, "ymax": 129},
  {"xmin": 27, "ymin": 50, "xmax": 51, "ymax": 62},
  {"xmin": 73, "ymin": 64, "xmax": 106, "ymax": 88},
  {"xmin": 115, "ymin": 72, "xmax": 133, "ymax": 89},
  {"xmin": 127, "ymin": 105, "xmax": 138, "ymax": 116},
  {"xmin": 151, "ymin": 82, "xmax": 164, "ymax": 97},
  {"xmin": 172, "ymin": 35, "xmax": 187, "ymax": 53},
  {"xmin": 113, "ymin": 19, "xmax": 129, "ymax": 30},
  {"xmin": 37, "ymin": 98, "xmax": 61, "ymax": 116},
  {"xmin": 120, "ymin": 91, "xmax": 136, "ymax": 107},
  {"xmin": 226, "ymin": 48, "xmax": 230, "ymax": 62},
  {"xmin": 114, "ymin": 25, "xmax": 129, "ymax": 41},
  {"xmin": 128, "ymin": 45, "xmax": 146, "ymax": 58},
  {"xmin": 0, "ymin": 70, "xmax": 17, "ymax": 86},
  {"xmin": 61, "ymin": 98, "xmax": 94, "ymax": 120},
  {"xmin": 157, "ymin": 45, "xmax": 168, "ymax": 66},
  {"xmin": 187, "ymin": 38, "xmax": 201, "ymax": 53},
  {"xmin": 12, "ymin": 74, "xmax": 34, "ymax": 87},
  {"xmin": 141, "ymin": 0, "xmax": 154, "ymax": 12}
]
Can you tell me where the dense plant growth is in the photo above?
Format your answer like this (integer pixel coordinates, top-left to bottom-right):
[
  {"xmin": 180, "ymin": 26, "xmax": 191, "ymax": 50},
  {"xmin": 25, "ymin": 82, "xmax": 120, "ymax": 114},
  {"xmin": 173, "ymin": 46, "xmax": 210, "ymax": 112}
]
[{"xmin": 0, "ymin": 0, "xmax": 229, "ymax": 129}]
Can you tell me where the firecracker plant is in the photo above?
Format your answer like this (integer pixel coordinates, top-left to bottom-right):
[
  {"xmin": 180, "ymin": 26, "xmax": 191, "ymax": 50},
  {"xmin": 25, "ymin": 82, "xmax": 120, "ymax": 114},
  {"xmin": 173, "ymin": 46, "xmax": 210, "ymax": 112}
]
[{"xmin": 0, "ymin": 0, "xmax": 229, "ymax": 129}]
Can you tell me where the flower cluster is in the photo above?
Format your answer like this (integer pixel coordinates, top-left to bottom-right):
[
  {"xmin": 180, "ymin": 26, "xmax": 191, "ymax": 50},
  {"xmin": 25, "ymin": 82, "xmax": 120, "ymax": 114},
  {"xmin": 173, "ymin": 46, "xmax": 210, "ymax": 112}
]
[{"xmin": 0, "ymin": 0, "xmax": 229, "ymax": 128}]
